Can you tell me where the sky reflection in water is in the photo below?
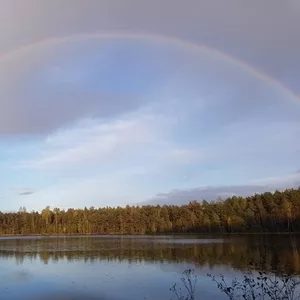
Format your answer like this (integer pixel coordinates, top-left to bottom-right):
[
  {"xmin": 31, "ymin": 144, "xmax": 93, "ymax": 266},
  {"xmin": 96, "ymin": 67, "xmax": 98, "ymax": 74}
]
[{"xmin": 0, "ymin": 235, "xmax": 299, "ymax": 299}]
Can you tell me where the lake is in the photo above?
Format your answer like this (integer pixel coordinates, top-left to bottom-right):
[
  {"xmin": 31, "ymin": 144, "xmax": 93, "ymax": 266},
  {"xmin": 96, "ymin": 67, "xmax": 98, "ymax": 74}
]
[{"xmin": 0, "ymin": 234, "xmax": 299, "ymax": 299}]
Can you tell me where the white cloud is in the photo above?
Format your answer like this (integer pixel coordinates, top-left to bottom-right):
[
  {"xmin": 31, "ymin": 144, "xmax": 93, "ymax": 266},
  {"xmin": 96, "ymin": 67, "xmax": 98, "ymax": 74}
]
[
  {"xmin": 17, "ymin": 111, "xmax": 167, "ymax": 170},
  {"xmin": 10, "ymin": 106, "xmax": 215, "ymax": 210},
  {"xmin": 15, "ymin": 98, "xmax": 212, "ymax": 174}
]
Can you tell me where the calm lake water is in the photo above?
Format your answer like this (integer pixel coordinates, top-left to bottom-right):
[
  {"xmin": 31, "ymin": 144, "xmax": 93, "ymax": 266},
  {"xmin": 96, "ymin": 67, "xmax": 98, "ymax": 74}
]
[{"xmin": 0, "ymin": 234, "xmax": 299, "ymax": 299}]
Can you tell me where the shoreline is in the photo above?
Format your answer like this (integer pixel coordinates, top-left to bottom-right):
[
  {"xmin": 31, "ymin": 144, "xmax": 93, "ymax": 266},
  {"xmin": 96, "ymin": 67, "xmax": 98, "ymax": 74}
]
[{"xmin": 0, "ymin": 232, "xmax": 300, "ymax": 238}]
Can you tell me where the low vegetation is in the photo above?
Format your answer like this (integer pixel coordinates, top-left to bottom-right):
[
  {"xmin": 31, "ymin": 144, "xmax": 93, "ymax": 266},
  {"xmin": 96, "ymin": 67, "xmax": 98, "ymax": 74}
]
[
  {"xmin": 170, "ymin": 269, "xmax": 197, "ymax": 300},
  {"xmin": 171, "ymin": 268, "xmax": 300, "ymax": 300}
]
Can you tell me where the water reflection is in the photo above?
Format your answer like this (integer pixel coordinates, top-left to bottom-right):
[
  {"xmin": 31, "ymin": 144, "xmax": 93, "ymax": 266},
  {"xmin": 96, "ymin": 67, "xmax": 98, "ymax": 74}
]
[{"xmin": 0, "ymin": 235, "xmax": 299, "ymax": 274}]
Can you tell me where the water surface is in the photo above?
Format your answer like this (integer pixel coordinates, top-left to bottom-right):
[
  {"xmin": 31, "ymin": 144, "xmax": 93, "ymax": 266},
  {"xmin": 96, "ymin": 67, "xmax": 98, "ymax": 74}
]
[{"xmin": 0, "ymin": 235, "xmax": 299, "ymax": 299}]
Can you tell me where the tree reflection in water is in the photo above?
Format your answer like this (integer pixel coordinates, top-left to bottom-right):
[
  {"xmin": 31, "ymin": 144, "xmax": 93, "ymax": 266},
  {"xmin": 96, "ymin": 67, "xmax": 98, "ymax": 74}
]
[{"xmin": 0, "ymin": 235, "xmax": 300, "ymax": 275}]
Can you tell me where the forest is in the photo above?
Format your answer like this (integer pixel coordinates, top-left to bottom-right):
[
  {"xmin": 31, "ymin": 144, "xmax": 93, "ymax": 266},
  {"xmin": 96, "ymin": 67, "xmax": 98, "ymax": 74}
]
[{"xmin": 1, "ymin": 187, "xmax": 300, "ymax": 235}]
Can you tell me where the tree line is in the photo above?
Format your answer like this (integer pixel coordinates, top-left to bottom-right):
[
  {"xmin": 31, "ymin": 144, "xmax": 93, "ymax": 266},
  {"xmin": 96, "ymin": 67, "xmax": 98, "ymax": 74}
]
[{"xmin": 1, "ymin": 187, "xmax": 300, "ymax": 235}]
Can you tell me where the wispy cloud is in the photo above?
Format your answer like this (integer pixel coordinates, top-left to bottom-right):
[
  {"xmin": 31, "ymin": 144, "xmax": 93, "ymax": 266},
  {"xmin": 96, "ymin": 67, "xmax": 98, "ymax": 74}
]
[
  {"xmin": 17, "ymin": 111, "xmax": 169, "ymax": 170},
  {"xmin": 10, "ymin": 187, "xmax": 37, "ymax": 196},
  {"xmin": 19, "ymin": 191, "xmax": 35, "ymax": 196}
]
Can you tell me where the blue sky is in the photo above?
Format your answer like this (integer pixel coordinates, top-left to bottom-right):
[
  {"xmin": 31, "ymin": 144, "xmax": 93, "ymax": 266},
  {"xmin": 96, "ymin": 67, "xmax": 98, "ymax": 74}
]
[{"xmin": 0, "ymin": 0, "xmax": 300, "ymax": 211}]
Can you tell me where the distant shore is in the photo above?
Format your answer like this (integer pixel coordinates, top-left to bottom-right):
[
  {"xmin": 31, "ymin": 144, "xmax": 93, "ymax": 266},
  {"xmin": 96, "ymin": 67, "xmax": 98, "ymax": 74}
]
[{"xmin": 0, "ymin": 232, "xmax": 300, "ymax": 238}]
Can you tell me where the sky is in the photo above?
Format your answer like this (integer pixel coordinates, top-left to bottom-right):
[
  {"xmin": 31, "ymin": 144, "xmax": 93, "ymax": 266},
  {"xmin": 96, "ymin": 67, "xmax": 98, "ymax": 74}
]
[{"xmin": 0, "ymin": 0, "xmax": 300, "ymax": 211}]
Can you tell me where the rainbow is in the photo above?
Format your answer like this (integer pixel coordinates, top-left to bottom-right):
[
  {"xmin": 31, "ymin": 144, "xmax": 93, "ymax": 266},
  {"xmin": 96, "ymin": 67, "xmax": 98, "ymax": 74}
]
[{"xmin": 0, "ymin": 30, "xmax": 298, "ymax": 103}]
